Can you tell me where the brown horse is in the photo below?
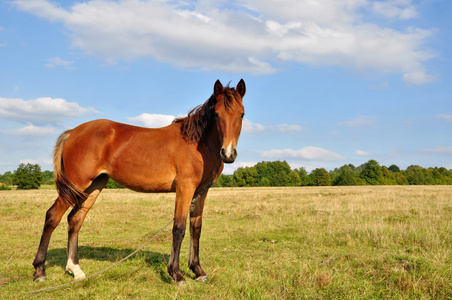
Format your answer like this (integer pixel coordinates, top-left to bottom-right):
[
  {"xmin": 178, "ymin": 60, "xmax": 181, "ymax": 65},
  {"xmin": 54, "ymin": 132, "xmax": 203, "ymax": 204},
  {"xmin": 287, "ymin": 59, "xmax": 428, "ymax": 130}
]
[{"xmin": 32, "ymin": 79, "xmax": 246, "ymax": 285}]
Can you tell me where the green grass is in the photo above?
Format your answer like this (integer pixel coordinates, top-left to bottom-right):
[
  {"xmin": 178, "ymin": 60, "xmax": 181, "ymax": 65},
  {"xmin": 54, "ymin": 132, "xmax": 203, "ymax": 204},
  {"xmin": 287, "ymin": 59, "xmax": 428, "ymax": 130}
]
[{"xmin": 1, "ymin": 186, "xmax": 452, "ymax": 299}]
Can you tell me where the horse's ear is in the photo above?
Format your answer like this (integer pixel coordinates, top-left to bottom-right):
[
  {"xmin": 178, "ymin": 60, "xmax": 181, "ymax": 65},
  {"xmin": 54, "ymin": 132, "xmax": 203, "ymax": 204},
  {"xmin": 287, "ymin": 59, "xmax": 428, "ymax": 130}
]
[
  {"xmin": 214, "ymin": 80, "xmax": 224, "ymax": 97},
  {"xmin": 236, "ymin": 79, "xmax": 246, "ymax": 99}
]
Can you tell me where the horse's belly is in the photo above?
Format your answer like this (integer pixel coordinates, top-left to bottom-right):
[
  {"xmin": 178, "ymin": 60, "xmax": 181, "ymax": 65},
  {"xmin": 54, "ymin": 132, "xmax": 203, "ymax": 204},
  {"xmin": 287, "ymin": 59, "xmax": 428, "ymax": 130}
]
[{"xmin": 110, "ymin": 171, "xmax": 176, "ymax": 193}]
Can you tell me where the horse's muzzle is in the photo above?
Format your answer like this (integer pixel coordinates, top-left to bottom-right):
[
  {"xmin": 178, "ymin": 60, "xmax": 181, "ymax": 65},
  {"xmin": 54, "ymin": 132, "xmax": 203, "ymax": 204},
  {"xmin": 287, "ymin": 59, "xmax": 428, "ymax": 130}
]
[{"xmin": 220, "ymin": 147, "xmax": 237, "ymax": 164}]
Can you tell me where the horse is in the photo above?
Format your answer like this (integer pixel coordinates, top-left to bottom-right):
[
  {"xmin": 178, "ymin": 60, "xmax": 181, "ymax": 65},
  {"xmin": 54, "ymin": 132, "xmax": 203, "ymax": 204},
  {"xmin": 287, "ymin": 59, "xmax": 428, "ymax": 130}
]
[{"xmin": 32, "ymin": 79, "xmax": 246, "ymax": 286}]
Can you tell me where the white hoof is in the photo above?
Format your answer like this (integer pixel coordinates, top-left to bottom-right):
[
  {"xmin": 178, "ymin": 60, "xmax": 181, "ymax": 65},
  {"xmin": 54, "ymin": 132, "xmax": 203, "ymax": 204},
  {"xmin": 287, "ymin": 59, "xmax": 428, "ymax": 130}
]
[
  {"xmin": 73, "ymin": 271, "xmax": 86, "ymax": 281},
  {"xmin": 66, "ymin": 259, "xmax": 86, "ymax": 281}
]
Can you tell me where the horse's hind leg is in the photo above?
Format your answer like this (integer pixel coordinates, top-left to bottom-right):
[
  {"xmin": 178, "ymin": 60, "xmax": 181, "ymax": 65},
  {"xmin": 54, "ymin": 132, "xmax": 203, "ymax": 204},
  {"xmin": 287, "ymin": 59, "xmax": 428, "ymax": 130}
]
[
  {"xmin": 66, "ymin": 175, "xmax": 108, "ymax": 280},
  {"xmin": 33, "ymin": 197, "xmax": 70, "ymax": 282}
]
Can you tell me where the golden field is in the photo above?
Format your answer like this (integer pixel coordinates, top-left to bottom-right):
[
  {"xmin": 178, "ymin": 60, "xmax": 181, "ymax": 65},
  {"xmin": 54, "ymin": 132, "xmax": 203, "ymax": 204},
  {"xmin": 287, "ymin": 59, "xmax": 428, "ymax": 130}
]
[{"xmin": 1, "ymin": 186, "xmax": 451, "ymax": 299}]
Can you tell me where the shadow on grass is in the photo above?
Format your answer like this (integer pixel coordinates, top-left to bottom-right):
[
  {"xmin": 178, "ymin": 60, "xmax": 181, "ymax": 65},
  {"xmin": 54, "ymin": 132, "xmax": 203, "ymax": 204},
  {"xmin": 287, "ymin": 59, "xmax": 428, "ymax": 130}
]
[{"xmin": 46, "ymin": 247, "xmax": 172, "ymax": 283}]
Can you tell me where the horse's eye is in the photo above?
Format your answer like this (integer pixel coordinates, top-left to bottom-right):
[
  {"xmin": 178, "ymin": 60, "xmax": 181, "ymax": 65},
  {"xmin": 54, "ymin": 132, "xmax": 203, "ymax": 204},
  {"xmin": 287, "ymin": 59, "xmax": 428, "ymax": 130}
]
[
  {"xmin": 241, "ymin": 113, "xmax": 245, "ymax": 119},
  {"xmin": 213, "ymin": 112, "xmax": 219, "ymax": 119}
]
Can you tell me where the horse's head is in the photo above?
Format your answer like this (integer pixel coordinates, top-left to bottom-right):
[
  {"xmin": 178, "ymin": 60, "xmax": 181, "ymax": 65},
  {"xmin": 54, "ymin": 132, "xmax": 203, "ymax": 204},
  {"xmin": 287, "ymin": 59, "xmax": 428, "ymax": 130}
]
[{"xmin": 213, "ymin": 79, "xmax": 246, "ymax": 164}]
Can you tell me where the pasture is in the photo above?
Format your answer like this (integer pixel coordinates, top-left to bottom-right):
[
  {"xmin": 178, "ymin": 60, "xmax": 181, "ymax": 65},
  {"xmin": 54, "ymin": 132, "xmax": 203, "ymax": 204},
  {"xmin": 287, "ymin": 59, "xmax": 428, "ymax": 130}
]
[{"xmin": 1, "ymin": 186, "xmax": 451, "ymax": 299}]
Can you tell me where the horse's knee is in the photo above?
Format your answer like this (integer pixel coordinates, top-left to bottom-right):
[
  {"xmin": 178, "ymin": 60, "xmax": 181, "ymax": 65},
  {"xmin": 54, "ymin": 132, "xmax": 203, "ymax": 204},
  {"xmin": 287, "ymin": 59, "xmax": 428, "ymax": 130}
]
[
  {"xmin": 44, "ymin": 204, "xmax": 64, "ymax": 230},
  {"xmin": 172, "ymin": 223, "xmax": 186, "ymax": 241}
]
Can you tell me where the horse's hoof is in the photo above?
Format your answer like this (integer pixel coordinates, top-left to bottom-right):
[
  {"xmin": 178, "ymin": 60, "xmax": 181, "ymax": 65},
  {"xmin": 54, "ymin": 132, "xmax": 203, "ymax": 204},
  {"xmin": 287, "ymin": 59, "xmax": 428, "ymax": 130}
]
[
  {"xmin": 74, "ymin": 273, "xmax": 86, "ymax": 281},
  {"xmin": 196, "ymin": 276, "xmax": 208, "ymax": 283},
  {"xmin": 34, "ymin": 276, "xmax": 47, "ymax": 283},
  {"xmin": 66, "ymin": 268, "xmax": 86, "ymax": 281}
]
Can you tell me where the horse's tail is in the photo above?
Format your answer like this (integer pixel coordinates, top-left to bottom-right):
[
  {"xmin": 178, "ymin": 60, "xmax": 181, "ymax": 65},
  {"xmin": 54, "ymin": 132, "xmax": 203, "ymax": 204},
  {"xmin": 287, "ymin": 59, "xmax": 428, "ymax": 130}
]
[{"xmin": 54, "ymin": 130, "xmax": 87, "ymax": 207}]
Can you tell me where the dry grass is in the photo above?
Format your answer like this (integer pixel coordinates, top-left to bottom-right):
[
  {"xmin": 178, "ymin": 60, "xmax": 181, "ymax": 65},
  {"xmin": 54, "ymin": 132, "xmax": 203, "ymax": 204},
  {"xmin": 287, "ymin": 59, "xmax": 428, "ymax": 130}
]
[{"xmin": 1, "ymin": 186, "xmax": 451, "ymax": 299}]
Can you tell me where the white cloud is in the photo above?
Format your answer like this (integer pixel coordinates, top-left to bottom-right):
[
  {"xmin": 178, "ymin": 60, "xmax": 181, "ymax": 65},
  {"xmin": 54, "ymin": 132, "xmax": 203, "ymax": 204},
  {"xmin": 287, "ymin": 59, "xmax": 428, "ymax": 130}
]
[
  {"xmin": 402, "ymin": 71, "xmax": 436, "ymax": 85},
  {"xmin": 45, "ymin": 57, "xmax": 76, "ymax": 70},
  {"xmin": 0, "ymin": 124, "xmax": 55, "ymax": 136},
  {"xmin": 128, "ymin": 113, "xmax": 175, "ymax": 128},
  {"xmin": 242, "ymin": 119, "xmax": 267, "ymax": 134},
  {"xmin": 243, "ymin": 119, "xmax": 302, "ymax": 134},
  {"xmin": 356, "ymin": 150, "xmax": 370, "ymax": 156},
  {"xmin": 0, "ymin": 97, "xmax": 100, "ymax": 124},
  {"xmin": 372, "ymin": 0, "xmax": 418, "ymax": 19},
  {"xmin": 12, "ymin": 0, "xmax": 436, "ymax": 83},
  {"xmin": 436, "ymin": 114, "xmax": 452, "ymax": 122},
  {"xmin": 19, "ymin": 157, "xmax": 53, "ymax": 167},
  {"xmin": 243, "ymin": 0, "xmax": 367, "ymax": 25},
  {"xmin": 336, "ymin": 115, "xmax": 376, "ymax": 127},
  {"xmin": 262, "ymin": 146, "xmax": 344, "ymax": 161}
]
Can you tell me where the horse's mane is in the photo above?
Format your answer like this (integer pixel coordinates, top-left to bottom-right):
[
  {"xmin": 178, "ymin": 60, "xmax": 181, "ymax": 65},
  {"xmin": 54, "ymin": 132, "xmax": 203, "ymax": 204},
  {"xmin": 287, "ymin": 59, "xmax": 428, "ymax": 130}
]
[{"xmin": 173, "ymin": 85, "xmax": 241, "ymax": 143}]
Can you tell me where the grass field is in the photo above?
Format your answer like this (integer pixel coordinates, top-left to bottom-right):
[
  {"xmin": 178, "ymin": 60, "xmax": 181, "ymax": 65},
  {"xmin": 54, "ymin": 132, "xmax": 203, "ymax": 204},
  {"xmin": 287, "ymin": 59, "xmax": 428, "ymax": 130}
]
[{"xmin": 1, "ymin": 186, "xmax": 451, "ymax": 299}]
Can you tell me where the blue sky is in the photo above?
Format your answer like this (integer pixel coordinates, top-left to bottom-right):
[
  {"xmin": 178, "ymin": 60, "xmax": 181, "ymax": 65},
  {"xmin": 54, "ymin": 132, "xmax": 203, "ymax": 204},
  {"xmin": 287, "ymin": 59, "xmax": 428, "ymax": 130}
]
[{"xmin": 0, "ymin": 0, "xmax": 451, "ymax": 174}]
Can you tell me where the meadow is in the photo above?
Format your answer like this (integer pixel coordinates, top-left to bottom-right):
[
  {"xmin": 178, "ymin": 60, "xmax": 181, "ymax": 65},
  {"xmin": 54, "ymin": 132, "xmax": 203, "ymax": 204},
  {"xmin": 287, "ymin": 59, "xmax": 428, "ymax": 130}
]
[{"xmin": 1, "ymin": 186, "xmax": 451, "ymax": 299}]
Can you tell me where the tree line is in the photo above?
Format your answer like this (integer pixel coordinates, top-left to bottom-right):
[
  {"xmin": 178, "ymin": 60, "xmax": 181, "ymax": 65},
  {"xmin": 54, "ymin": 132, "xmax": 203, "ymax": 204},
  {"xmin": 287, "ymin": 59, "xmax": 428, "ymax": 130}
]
[
  {"xmin": 1, "ymin": 160, "xmax": 451, "ymax": 190},
  {"xmin": 213, "ymin": 160, "xmax": 452, "ymax": 187},
  {"xmin": 0, "ymin": 163, "xmax": 125, "ymax": 190}
]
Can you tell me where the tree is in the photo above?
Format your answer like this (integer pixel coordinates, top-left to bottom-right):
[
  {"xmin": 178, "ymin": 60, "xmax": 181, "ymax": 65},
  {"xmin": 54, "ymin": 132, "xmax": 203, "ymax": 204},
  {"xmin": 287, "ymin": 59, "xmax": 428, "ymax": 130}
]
[
  {"xmin": 430, "ymin": 167, "xmax": 452, "ymax": 185},
  {"xmin": 388, "ymin": 164, "xmax": 401, "ymax": 173},
  {"xmin": 41, "ymin": 170, "xmax": 55, "ymax": 185},
  {"xmin": 333, "ymin": 165, "xmax": 364, "ymax": 186},
  {"xmin": 105, "ymin": 178, "xmax": 124, "ymax": 189},
  {"xmin": 287, "ymin": 171, "xmax": 302, "ymax": 186},
  {"xmin": 404, "ymin": 165, "xmax": 435, "ymax": 185},
  {"xmin": 259, "ymin": 177, "xmax": 271, "ymax": 187},
  {"xmin": 213, "ymin": 174, "xmax": 234, "ymax": 187},
  {"xmin": 0, "ymin": 171, "xmax": 14, "ymax": 186},
  {"xmin": 360, "ymin": 160, "xmax": 383, "ymax": 185},
  {"xmin": 271, "ymin": 170, "xmax": 289, "ymax": 186},
  {"xmin": 295, "ymin": 167, "xmax": 309, "ymax": 186},
  {"xmin": 13, "ymin": 163, "xmax": 43, "ymax": 190},
  {"xmin": 309, "ymin": 168, "xmax": 331, "ymax": 186}
]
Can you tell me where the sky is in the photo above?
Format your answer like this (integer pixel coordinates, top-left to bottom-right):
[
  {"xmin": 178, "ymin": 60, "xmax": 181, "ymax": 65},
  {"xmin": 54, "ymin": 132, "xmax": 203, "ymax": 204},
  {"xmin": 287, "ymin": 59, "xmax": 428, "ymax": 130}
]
[{"xmin": 0, "ymin": 0, "xmax": 451, "ymax": 175}]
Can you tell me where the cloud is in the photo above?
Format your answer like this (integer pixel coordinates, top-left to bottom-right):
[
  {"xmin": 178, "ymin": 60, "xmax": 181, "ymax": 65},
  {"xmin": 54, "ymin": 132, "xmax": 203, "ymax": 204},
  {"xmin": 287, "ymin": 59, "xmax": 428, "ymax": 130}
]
[
  {"xmin": 222, "ymin": 161, "xmax": 257, "ymax": 175},
  {"xmin": 243, "ymin": 0, "xmax": 367, "ymax": 25},
  {"xmin": 12, "ymin": 0, "xmax": 436, "ymax": 83},
  {"xmin": 372, "ymin": 0, "xmax": 418, "ymax": 19},
  {"xmin": 128, "ymin": 115, "xmax": 303, "ymax": 132},
  {"xmin": 0, "ymin": 124, "xmax": 55, "ymax": 136},
  {"xmin": 45, "ymin": 57, "xmax": 76, "ymax": 70},
  {"xmin": 128, "ymin": 113, "xmax": 175, "ymax": 128},
  {"xmin": 243, "ymin": 119, "xmax": 302, "ymax": 134},
  {"xmin": 356, "ymin": 150, "xmax": 370, "ymax": 156},
  {"xmin": 0, "ymin": 97, "xmax": 100, "ymax": 124},
  {"xmin": 19, "ymin": 158, "xmax": 53, "ymax": 166},
  {"xmin": 336, "ymin": 115, "xmax": 377, "ymax": 127},
  {"xmin": 402, "ymin": 71, "xmax": 436, "ymax": 85},
  {"xmin": 262, "ymin": 146, "xmax": 344, "ymax": 161},
  {"xmin": 436, "ymin": 114, "xmax": 452, "ymax": 122}
]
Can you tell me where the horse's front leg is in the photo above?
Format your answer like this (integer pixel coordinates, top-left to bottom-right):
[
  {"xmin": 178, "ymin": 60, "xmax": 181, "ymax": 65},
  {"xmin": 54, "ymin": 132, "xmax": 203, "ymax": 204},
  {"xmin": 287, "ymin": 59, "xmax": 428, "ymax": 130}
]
[
  {"xmin": 167, "ymin": 184, "xmax": 195, "ymax": 286},
  {"xmin": 189, "ymin": 192, "xmax": 208, "ymax": 282}
]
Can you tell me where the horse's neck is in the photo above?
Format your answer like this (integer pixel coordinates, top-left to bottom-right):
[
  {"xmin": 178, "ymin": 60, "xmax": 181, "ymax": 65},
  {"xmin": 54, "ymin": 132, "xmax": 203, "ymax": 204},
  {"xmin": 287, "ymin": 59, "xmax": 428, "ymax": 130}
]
[{"xmin": 202, "ymin": 126, "xmax": 222, "ymax": 159}]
